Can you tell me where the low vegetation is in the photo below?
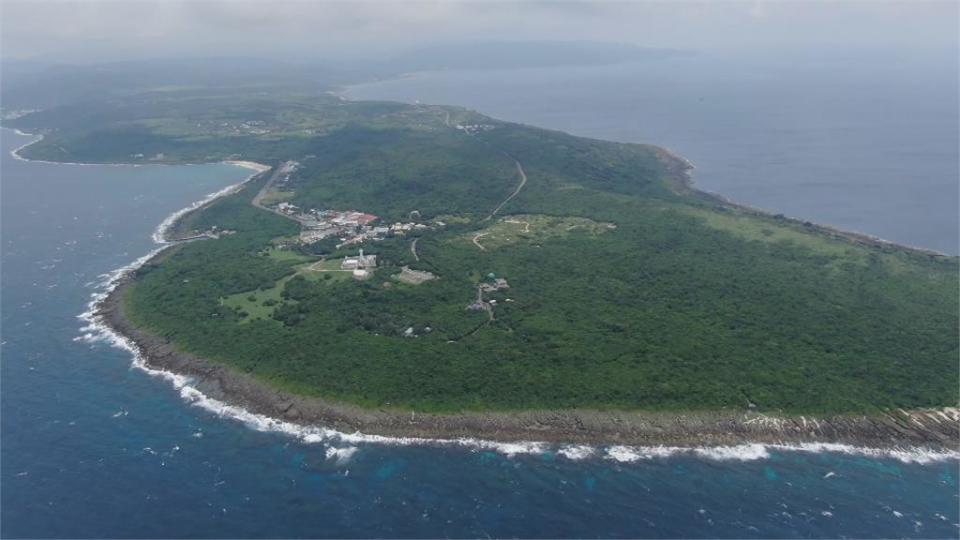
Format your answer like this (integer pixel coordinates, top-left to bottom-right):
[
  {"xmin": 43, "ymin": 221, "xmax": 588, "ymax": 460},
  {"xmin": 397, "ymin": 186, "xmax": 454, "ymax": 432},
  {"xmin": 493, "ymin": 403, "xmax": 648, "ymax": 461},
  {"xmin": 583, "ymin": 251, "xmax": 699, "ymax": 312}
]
[{"xmin": 460, "ymin": 214, "xmax": 615, "ymax": 251}]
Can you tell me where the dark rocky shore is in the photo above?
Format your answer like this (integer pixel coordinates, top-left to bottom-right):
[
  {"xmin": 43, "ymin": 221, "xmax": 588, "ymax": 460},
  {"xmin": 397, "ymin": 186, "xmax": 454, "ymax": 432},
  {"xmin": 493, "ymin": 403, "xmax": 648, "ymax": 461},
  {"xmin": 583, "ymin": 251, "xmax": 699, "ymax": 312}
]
[
  {"xmin": 653, "ymin": 147, "xmax": 952, "ymax": 259},
  {"xmin": 100, "ymin": 274, "xmax": 958, "ymax": 449},
  {"xmin": 89, "ymin": 148, "xmax": 958, "ymax": 450}
]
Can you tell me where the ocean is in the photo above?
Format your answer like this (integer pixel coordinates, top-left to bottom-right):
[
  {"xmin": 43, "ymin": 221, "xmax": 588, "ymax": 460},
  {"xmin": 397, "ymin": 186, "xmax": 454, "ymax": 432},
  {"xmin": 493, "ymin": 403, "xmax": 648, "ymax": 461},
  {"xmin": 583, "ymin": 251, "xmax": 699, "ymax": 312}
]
[
  {"xmin": 346, "ymin": 50, "xmax": 959, "ymax": 255},
  {"xmin": 1, "ymin": 112, "xmax": 957, "ymax": 538}
]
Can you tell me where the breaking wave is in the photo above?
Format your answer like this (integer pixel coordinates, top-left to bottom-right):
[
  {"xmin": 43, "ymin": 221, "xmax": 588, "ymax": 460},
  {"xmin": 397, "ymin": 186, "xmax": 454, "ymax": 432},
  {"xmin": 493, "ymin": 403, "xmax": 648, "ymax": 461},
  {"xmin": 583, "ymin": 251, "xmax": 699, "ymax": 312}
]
[
  {"xmin": 325, "ymin": 446, "xmax": 358, "ymax": 465},
  {"xmin": 9, "ymin": 129, "xmax": 44, "ymax": 162},
  {"xmin": 74, "ymin": 166, "xmax": 960, "ymax": 465},
  {"xmin": 151, "ymin": 179, "xmax": 253, "ymax": 243}
]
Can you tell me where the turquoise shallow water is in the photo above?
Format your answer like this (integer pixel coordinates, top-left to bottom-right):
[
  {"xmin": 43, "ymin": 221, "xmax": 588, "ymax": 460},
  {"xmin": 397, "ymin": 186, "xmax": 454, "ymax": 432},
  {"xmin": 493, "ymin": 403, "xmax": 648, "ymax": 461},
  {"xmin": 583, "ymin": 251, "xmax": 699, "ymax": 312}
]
[{"xmin": 1, "ymin": 127, "xmax": 957, "ymax": 538}]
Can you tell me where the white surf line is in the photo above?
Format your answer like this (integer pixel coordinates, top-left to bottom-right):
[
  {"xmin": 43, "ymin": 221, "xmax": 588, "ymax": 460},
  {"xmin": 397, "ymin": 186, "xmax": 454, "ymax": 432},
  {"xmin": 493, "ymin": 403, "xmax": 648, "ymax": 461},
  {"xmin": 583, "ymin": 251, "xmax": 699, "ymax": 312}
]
[
  {"xmin": 151, "ymin": 165, "xmax": 269, "ymax": 243},
  {"xmin": 8, "ymin": 128, "xmax": 45, "ymax": 162},
  {"xmin": 78, "ymin": 236, "xmax": 960, "ymax": 464},
  {"xmin": 6, "ymin": 128, "xmax": 273, "ymax": 176},
  {"xmin": 8, "ymin": 128, "xmax": 152, "ymax": 166},
  {"xmin": 60, "ymin": 151, "xmax": 958, "ymax": 464}
]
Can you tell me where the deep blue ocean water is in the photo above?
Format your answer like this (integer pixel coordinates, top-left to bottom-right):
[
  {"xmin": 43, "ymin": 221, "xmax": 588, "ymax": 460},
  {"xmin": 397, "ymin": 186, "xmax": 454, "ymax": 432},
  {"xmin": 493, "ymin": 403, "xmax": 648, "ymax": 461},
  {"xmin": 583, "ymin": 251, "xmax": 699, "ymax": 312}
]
[
  {"xmin": 1, "ymin": 117, "xmax": 957, "ymax": 539},
  {"xmin": 346, "ymin": 50, "xmax": 959, "ymax": 255}
]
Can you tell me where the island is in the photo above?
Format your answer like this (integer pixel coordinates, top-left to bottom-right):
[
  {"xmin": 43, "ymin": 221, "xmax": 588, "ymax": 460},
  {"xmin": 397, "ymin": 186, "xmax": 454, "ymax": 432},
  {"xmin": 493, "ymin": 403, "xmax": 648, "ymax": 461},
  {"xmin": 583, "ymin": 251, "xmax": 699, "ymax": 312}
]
[{"xmin": 7, "ymin": 90, "xmax": 958, "ymax": 448}]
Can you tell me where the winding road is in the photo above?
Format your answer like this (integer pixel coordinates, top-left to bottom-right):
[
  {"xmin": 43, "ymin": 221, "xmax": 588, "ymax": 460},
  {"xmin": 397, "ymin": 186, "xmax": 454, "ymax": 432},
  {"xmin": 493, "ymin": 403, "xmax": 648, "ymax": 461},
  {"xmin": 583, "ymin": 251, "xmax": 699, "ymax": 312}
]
[
  {"xmin": 472, "ymin": 232, "xmax": 489, "ymax": 251},
  {"xmin": 410, "ymin": 237, "xmax": 420, "ymax": 261},
  {"xmin": 503, "ymin": 218, "xmax": 531, "ymax": 233}
]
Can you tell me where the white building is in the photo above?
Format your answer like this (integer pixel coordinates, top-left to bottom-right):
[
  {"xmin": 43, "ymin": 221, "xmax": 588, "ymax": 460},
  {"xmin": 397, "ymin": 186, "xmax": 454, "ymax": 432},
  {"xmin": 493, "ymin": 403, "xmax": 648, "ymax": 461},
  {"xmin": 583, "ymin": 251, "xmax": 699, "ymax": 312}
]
[{"xmin": 341, "ymin": 249, "xmax": 377, "ymax": 270}]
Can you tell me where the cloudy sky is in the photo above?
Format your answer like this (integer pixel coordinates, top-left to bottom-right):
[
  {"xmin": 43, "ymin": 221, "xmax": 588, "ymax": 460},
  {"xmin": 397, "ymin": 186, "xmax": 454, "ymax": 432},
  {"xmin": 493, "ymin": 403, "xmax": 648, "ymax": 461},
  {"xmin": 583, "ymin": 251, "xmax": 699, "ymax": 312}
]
[{"xmin": 1, "ymin": 0, "xmax": 957, "ymax": 63}]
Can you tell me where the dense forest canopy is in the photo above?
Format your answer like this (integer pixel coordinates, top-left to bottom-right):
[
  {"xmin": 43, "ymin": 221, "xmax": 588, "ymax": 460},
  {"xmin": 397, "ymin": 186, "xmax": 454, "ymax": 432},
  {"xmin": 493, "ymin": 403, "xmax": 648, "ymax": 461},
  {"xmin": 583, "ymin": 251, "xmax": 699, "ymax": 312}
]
[{"xmin": 7, "ymin": 90, "xmax": 958, "ymax": 414}]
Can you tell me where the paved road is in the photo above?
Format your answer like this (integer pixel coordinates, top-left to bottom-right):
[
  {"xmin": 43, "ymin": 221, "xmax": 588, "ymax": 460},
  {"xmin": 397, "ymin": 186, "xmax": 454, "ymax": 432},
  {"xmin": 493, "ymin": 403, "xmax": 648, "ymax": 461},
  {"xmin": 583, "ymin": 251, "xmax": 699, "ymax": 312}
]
[
  {"xmin": 410, "ymin": 237, "xmax": 420, "ymax": 261},
  {"xmin": 251, "ymin": 161, "xmax": 300, "ymax": 224},
  {"xmin": 472, "ymin": 232, "xmax": 489, "ymax": 251},
  {"xmin": 503, "ymin": 218, "xmax": 531, "ymax": 233},
  {"xmin": 476, "ymin": 285, "xmax": 495, "ymax": 321},
  {"xmin": 486, "ymin": 159, "xmax": 527, "ymax": 220}
]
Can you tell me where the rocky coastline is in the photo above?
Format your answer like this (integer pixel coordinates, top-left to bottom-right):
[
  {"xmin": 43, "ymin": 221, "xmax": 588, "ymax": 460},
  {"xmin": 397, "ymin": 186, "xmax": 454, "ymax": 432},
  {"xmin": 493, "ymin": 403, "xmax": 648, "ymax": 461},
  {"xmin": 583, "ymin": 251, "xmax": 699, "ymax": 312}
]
[
  {"xmin": 652, "ymin": 146, "xmax": 952, "ymax": 259},
  {"xmin": 99, "ymin": 273, "xmax": 958, "ymax": 450},
  {"xmin": 9, "ymin": 108, "xmax": 956, "ymax": 452},
  {"xmin": 88, "ymin": 143, "xmax": 960, "ymax": 451}
]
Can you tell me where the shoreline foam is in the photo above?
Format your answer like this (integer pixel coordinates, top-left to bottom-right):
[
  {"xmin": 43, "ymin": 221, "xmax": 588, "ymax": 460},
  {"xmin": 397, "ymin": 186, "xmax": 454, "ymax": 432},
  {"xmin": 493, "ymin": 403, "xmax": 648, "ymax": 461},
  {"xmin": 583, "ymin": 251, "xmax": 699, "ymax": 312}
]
[
  {"xmin": 89, "ymin": 255, "xmax": 960, "ymax": 462},
  {"xmin": 81, "ymin": 278, "xmax": 960, "ymax": 464},
  {"xmin": 8, "ymin": 128, "xmax": 160, "ymax": 167},
  {"xmin": 8, "ymin": 127, "xmax": 955, "ymax": 464},
  {"xmin": 5, "ymin": 128, "xmax": 272, "ymax": 173}
]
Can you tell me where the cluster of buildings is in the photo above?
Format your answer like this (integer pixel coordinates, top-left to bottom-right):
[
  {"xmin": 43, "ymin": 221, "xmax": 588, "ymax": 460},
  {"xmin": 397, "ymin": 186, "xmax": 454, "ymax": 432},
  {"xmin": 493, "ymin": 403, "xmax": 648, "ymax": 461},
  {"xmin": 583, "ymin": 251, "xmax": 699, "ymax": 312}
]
[
  {"xmin": 272, "ymin": 203, "xmax": 377, "ymax": 245},
  {"xmin": 467, "ymin": 275, "xmax": 510, "ymax": 312},
  {"xmin": 455, "ymin": 123, "xmax": 496, "ymax": 135},
  {"xmin": 271, "ymin": 201, "xmax": 437, "ymax": 247},
  {"xmin": 269, "ymin": 160, "xmax": 300, "ymax": 189},
  {"xmin": 395, "ymin": 266, "xmax": 437, "ymax": 286},
  {"xmin": 480, "ymin": 277, "xmax": 510, "ymax": 293},
  {"xmin": 341, "ymin": 249, "xmax": 378, "ymax": 280},
  {"xmin": 194, "ymin": 119, "xmax": 274, "ymax": 136}
]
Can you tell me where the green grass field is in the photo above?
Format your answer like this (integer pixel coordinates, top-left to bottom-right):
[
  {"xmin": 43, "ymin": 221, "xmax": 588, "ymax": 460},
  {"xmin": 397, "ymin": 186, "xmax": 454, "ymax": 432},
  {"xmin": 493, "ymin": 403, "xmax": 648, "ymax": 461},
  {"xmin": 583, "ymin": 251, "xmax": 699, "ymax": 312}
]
[
  {"xmin": 221, "ymin": 274, "xmax": 295, "ymax": 323},
  {"xmin": 458, "ymin": 214, "xmax": 615, "ymax": 251},
  {"xmin": 260, "ymin": 246, "xmax": 314, "ymax": 263}
]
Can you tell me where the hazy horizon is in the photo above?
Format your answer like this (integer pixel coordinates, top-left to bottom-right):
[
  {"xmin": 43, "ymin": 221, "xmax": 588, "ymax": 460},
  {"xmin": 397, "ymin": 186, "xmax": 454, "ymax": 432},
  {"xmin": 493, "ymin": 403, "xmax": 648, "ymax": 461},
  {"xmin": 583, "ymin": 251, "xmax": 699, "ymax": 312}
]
[{"xmin": 2, "ymin": 0, "xmax": 957, "ymax": 65}]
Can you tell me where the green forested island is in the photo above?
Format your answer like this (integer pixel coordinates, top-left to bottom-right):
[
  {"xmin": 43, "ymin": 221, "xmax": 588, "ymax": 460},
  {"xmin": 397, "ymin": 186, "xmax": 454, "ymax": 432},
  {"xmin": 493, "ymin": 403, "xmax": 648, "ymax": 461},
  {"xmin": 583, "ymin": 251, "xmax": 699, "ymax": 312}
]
[{"xmin": 8, "ymin": 90, "xmax": 958, "ymax": 418}]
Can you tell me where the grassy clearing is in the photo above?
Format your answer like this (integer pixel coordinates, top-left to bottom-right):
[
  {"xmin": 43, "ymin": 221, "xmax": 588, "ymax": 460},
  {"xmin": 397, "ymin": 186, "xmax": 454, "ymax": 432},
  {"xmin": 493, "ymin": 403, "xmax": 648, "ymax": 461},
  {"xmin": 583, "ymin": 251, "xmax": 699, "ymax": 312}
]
[
  {"xmin": 677, "ymin": 205, "xmax": 947, "ymax": 277},
  {"xmin": 459, "ymin": 214, "xmax": 615, "ymax": 251},
  {"xmin": 222, "ymin": 256, "xmax": 352, "ymax": 323},
  {"xmin": 680, "ymin": 206, "xmax": 864, "ymax": 258},
  {"xmin": 258, "ymin": 189, "xmax": 296, "ymax": 206},
  {"xmin": 220, "ymin": 274, "xmax": 296, "ymax": 324},
  {"xmin": 300, "ymin": 258, "xmax": 354, "ymax": 283},
  {"xmin": 301, "ymin": 270, "xmax": 351, "ymax": 284},
  {"xmin": 435, "ymin": 214, "xmax": 473, "ymax": 224},
  {"xmin": 393, "ymin": 266, "xmax": 437, "ymax": 285},
  {"xmin": 313, "ymin": 258, "xmax": 348, "ymax": 271},
  {"xmin": 259, "ymin": 246, "xmax": 313, "ymax": 263}
]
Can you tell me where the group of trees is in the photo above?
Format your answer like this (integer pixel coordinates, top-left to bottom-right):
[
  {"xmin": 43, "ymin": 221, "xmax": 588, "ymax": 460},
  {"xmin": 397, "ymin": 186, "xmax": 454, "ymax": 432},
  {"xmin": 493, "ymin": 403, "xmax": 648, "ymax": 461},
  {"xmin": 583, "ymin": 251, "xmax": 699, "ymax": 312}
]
[
  {"xmin": 20, "ymin": 87, "xmax": 953, "ymax": 414},
  {"xmin": 122, "ymin": 113, "xmax": 959, "ymax": 414}
]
